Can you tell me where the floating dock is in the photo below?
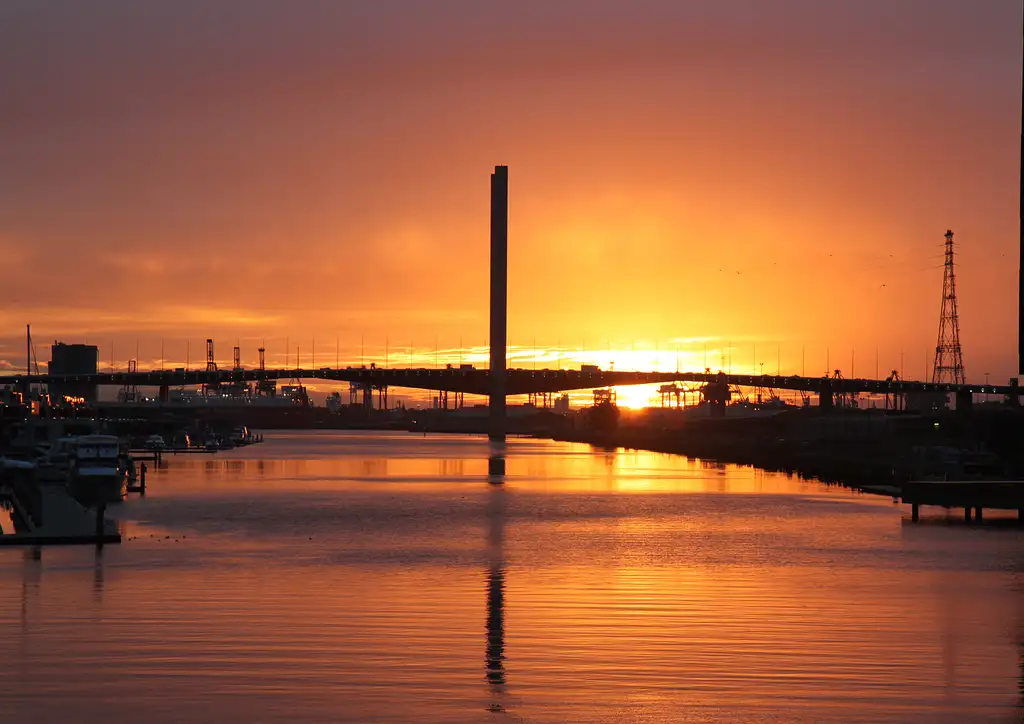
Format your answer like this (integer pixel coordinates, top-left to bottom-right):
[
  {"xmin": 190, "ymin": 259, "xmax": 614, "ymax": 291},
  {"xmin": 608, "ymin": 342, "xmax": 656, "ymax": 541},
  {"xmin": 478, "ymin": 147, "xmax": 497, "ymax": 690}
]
[
  {"xmin": 902, "ymin": 480, "xmax": 1024, "ymax": 522},
  {"xmin": 0, "ymin": 481, "xmax": 120, "ymax": 545}
]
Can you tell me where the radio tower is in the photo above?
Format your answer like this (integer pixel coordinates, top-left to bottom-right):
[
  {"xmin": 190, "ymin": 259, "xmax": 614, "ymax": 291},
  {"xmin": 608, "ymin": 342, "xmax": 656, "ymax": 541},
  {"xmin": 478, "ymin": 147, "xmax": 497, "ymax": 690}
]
[{"xmin": 931, "ymin": 229, "xmax": 965, "ymax": 384}]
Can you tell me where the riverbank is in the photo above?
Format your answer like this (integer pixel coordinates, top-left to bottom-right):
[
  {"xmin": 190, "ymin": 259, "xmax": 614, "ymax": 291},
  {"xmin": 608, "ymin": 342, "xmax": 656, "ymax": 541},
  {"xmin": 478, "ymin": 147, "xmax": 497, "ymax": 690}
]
[{"xmin": 548, "ymin": 408, "xmax": 1024, "ymax": 495}]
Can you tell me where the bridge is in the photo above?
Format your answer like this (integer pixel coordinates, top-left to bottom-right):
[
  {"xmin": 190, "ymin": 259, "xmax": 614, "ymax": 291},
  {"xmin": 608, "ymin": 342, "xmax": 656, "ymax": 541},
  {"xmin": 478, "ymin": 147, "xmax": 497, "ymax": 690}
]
[
  {"xmin": 8, "ymin": 164, "xmax": 1019, "ymax": 435},
  {"xmin": 1, "ymin": 366, "xmax": 1016, "ymax": 401}
]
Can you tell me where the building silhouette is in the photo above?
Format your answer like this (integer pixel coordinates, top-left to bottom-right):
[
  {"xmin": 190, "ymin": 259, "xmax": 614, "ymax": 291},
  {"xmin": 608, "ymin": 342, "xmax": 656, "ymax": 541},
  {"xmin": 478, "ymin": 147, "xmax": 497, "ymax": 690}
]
[{"xmin": 47, "ymin": 342, "xmax": 98, "ymax": 403}]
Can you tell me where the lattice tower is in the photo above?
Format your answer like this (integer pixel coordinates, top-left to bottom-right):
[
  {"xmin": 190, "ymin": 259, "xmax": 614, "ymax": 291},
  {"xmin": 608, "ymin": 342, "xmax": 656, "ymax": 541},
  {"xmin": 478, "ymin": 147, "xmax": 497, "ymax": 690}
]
[{"xmin": 931, "ymin": 230, "xmax": 965, "ymax": 384}]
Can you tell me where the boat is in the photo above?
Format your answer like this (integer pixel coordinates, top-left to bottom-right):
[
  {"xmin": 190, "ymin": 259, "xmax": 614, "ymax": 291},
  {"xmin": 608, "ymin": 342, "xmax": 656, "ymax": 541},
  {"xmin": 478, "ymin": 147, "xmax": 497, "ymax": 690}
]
[
  {"xmin": 66, "ymin": 435, "xmax": 127, "ymax": 504},
  {"xmin": 34, "ymin": 436, "xmax": 77, "ymax": 483},
  {"xmin": 229, "ymin": 426, "xmax": 250, "ymax": 446}
]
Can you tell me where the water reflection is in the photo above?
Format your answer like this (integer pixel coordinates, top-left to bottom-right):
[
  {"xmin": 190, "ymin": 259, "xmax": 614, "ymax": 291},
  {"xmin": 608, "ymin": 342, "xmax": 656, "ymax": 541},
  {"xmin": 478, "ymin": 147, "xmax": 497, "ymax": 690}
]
[
  {"xmin": 485, "ymin": 445, "xmax": 507, "ymax": 710},
  {"xmin": 20, "ymin": 547, "xmax": 40, "ymax": 640},
  {"xmin": 488, "ymin": 439, "xmax": 506, "ymax": 483},
  {"xmin": 93, "ymin": 546, "xmax": 104, "ymax": 602},
  {"xmin": 6, "ymin": 432, "xmax": 1024, "ymax": 723}
]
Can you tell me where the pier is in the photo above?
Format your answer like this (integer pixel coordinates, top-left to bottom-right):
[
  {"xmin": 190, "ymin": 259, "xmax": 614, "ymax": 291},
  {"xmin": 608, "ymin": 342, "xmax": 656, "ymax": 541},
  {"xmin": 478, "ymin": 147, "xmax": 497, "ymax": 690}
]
[
  {"xmin": 902, "ymin": 480, "xmax": 1024, "ymax": 523},
  {"xmin": 0, "ymin": 480, "xmax": 120, "ymax": 546}
]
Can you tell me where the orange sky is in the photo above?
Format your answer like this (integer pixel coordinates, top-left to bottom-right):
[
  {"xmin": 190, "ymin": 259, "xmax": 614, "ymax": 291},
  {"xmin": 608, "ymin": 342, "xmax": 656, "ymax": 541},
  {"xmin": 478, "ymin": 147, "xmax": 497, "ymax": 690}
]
[{"xmin": 0, "ymin": 0, "xmax": 1020, "ymax": 389}]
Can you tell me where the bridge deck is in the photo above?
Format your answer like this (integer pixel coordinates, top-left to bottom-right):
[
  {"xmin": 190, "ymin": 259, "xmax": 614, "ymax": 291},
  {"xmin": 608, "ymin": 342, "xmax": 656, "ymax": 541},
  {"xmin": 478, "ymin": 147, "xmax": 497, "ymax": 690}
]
[{"xmin": 2, "ymin": 368, "xmax": 1016, "ymax": 397}]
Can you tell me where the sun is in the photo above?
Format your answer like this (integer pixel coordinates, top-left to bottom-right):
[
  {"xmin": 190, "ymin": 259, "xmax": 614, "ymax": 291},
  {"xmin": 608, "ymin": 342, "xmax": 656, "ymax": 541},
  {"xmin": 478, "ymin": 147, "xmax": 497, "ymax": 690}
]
[{"xmin": 612, "ymin": 384, "xmax": 658, "ymax": 410}]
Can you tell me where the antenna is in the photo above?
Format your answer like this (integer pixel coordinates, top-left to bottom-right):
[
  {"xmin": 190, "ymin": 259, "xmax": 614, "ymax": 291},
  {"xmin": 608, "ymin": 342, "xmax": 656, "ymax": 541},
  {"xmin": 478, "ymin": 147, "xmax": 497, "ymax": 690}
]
[{"xmin": 932, "ymin": 229, "xmax": 966, "ymax": 384}]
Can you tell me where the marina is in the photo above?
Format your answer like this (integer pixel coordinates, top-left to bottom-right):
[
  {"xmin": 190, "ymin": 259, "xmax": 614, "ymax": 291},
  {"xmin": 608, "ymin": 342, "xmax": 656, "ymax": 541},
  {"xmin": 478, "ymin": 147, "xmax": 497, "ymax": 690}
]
[{"xmin": 0, "ymin": 420, "xmax": 264, "ymax": 545}]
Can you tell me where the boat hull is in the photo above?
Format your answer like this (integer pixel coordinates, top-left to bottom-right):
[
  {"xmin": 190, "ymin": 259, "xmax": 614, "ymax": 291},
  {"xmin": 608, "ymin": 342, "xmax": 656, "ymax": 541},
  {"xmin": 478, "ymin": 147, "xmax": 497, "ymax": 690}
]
[{"xmin": 68, "ymin": 468, "xmax": 126, "ymax": 505}]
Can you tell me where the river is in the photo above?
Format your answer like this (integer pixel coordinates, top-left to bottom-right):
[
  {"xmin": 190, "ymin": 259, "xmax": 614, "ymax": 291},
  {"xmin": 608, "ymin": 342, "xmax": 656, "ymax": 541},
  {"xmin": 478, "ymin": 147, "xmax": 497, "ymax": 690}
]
[{"xmin": 1, "ymin": 430, "xmax": 1022, "ymax": 723}]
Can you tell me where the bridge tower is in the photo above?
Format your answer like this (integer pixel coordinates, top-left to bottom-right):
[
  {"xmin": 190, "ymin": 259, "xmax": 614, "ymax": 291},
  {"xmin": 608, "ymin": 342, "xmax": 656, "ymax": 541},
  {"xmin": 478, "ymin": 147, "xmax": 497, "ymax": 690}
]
[
  {"xmin": 489, "ymin": 165, "xmax": 508, "ymax": 442},
  {"xmin": 931, "ymin": 230, "xmax": 965, "ymax": 385},
  {"xmin": 233, "ymin": 345, "xmax": 241, "ymax": 371}
]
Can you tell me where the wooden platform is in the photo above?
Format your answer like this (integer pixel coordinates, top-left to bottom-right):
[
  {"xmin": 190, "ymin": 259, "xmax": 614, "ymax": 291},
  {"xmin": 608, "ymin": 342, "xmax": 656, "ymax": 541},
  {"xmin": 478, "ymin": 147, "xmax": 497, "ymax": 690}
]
[{"xmin": 902, "ymin": 480, "xmax": 1024, "ymax": 522}]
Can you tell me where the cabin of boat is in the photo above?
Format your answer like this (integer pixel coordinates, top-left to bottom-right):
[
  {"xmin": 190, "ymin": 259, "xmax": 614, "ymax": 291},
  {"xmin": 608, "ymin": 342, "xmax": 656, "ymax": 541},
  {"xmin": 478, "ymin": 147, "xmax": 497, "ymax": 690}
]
[{"xmin": 67, "ymin": 434, "xmax": 126, "ymax": 504}]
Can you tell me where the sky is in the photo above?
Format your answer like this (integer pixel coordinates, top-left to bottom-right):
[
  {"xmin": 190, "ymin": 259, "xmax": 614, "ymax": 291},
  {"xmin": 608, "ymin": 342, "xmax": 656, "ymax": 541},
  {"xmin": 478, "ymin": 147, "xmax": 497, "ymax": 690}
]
[{"xmin": 0, "ymin": 0, "xmax": 1021, "ymax": 402}]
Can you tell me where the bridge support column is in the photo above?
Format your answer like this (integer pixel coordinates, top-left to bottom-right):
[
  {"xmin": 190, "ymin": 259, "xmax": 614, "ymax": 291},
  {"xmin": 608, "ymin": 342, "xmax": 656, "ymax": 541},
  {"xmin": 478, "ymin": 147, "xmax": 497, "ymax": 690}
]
[
  {"xmin": 818, "ymin": 382, "xmax": 834, "ymax": 412},
  {"xmin": 955, "ymin": 389, "xmax": 973, "ymax": 414},
  {"xmin": 1008, "ymin": 378, "xmax": 1019, "ymax": 406},
  {"xmin": 158, "ymin": 384, "xmax": 169, "ymax": 404},
  {"xmin": 489, "ymin": 165, "xmax": 508, "ymax": 442}
]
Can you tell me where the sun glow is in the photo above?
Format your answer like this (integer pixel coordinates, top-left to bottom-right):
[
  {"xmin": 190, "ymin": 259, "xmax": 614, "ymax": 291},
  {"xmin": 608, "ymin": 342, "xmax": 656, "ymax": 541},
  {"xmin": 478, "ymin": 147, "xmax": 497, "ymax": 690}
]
[{"xmin": 612, "ymin": 385, "xmax": 660, "ymax": 410}]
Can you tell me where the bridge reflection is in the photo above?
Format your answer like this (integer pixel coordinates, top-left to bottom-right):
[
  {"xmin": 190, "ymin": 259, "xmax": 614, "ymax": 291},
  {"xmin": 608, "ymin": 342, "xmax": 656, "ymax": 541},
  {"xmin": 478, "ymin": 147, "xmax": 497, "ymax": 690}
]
[{"xmin": 485, "ymin": 442, "xmax": 507, "ymax": 709}]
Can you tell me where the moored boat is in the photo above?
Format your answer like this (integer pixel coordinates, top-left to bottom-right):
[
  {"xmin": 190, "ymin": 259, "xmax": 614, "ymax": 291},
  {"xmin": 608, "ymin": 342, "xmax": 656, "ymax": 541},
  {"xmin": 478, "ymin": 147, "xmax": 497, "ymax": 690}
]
[{"xmin": 67, "ymin": 435, "xmax": 126, "ymax": 504}]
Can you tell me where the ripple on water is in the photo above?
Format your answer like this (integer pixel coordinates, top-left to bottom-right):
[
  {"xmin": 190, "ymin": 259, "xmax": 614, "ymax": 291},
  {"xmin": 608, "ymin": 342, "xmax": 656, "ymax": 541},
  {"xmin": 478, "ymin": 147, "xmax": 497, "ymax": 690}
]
[{"xmin": 0, "ymin": 431, "xmax": 1022, "ymax": 723}]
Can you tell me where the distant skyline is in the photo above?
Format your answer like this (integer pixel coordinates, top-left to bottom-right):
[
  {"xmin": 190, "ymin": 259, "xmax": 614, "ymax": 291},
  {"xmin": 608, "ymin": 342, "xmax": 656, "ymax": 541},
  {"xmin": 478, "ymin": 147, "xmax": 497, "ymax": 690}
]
[{"xmin": 1, "ymin": 0, "xmax": 1021, "ymax": 390}]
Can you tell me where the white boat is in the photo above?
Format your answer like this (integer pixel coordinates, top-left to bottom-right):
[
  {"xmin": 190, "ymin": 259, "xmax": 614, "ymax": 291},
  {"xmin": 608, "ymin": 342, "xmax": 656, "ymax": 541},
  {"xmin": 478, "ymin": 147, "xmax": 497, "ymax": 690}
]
[{"xmin": 67, "ymin": 435, "xmax": 127, "ymax": 504}]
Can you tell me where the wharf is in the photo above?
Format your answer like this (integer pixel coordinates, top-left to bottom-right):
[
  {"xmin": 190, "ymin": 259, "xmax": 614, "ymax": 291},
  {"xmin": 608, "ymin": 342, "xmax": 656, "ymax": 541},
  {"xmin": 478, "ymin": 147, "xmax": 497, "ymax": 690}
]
[
  {"xmin": 902, "ymin": 480, "xmax": 1024, "ymax": 522},
  {"xmin": 0, "ymin": 483, "xmax": 120, "ymax": 545}
]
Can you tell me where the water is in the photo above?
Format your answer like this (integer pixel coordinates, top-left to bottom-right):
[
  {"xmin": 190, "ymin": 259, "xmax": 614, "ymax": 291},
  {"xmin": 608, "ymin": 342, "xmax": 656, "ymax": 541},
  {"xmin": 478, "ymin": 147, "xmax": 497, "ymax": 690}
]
[{"xmin": 1, "ymin": 431, "xmax": 1023, "ymax": 723}]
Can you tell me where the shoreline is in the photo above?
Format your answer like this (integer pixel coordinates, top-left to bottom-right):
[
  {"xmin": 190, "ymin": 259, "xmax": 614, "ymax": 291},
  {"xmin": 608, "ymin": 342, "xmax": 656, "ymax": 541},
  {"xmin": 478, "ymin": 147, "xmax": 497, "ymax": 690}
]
[{"xmin": 546, "ymin": 429, "xmax": 910, "ymax": 496}]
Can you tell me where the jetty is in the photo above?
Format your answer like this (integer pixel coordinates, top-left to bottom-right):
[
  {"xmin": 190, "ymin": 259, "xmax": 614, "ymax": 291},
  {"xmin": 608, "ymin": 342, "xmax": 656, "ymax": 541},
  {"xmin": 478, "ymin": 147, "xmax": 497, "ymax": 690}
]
[
  {"xmin": 902, "ymin": 480, "xmax": 1024, "ymax": 523},
  {"xmin": 0, "ymin": 460, "xmax": 120, "ymax": 545}
]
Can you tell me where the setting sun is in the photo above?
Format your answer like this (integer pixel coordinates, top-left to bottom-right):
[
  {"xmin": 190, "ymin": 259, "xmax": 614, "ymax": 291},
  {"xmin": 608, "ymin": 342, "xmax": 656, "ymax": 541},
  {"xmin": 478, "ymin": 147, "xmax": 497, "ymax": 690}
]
[{"xmin": 612, "ymin": 385, "xmax": 659, "ymax": 410}]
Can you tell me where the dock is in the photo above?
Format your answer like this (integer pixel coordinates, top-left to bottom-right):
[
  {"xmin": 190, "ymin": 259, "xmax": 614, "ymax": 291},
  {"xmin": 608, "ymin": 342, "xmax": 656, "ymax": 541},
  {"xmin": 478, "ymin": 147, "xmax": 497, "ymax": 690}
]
[
  {"xmin": 1, "ymin": 458, "xmax": 120, "ymax": 545},
  {"xmin": 128, "ymin": 448, "xmax": 219, "ymax": 465},
  {"xmin": 0, "ymin": 483, "xmax": 120, "ymax": 545},
  {"xmin": 902, "ymin": 480, "xmax": 1024, "ymax": 522}
]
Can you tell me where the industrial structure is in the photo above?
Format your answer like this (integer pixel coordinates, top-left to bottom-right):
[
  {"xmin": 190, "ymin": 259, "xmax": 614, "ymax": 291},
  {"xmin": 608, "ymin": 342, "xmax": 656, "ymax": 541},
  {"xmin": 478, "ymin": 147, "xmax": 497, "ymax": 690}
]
[{"xmin": 932, "ymin": 229, "xmax": 966, "ymax": 385}]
